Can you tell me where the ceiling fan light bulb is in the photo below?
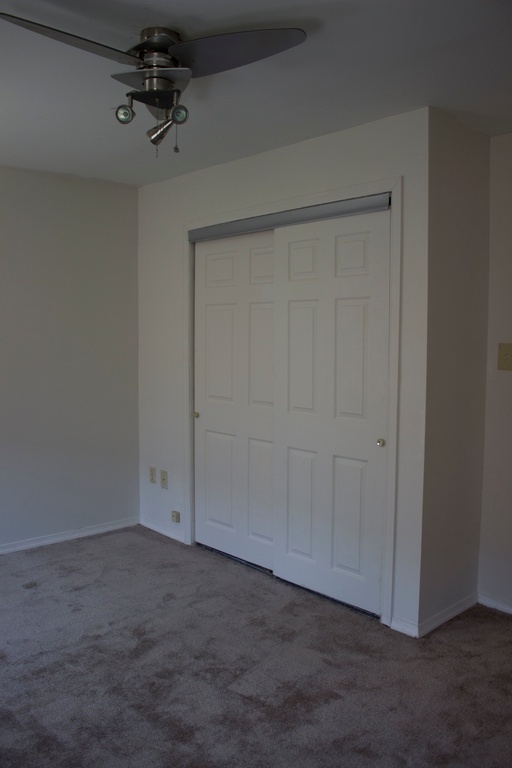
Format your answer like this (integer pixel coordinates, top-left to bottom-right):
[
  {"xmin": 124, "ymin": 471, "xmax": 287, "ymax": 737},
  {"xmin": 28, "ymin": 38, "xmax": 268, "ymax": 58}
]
[
  {"xmin": 171, "ymin": 104, "xmax": 189, "ymax": 124},
  {"xmin": 115, "ymin": 104, "xmax": 135, "ymax": 123}
]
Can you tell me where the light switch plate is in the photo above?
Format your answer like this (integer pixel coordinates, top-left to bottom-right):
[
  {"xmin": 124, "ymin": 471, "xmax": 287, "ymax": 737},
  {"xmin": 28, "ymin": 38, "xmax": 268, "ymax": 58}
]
[
  {"xmin": 498, "ymin": 343, "xmax": 512, "ymax": 371},
  {"xmin": 149, "ymin": 466, "xmax": 157, "ymax": 484},
  {"xmin": 160, "ymin": 470, "xmax": 168, "ymax": 490}
]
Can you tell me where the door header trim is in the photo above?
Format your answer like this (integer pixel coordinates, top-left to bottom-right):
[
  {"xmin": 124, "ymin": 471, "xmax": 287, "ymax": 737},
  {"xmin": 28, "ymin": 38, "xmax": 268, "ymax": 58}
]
[{"xmin": 188, "ymin": 192, "xmax": 391, "ymax": 243}]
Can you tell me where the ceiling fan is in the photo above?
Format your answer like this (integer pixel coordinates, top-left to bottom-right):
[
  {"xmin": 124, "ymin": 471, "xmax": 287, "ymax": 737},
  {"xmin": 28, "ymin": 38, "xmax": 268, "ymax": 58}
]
[{"xmin": 0, "ymin": 12, "xmax": 306, "ymax": 148}]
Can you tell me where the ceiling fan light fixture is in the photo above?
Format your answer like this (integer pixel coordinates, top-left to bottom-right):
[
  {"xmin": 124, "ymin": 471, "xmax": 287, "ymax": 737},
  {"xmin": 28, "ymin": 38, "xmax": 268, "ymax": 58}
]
[
  {"xmin": 129, "ymin": 86, "xmax": 182, "ymax": 111},
  {"xmin": 146, "ymin": 116, "xmax": 175, "ymax": 146},
  {"xmin": 170, "ymin": 104, "xmax": 189, "ymax": 125},
  {"xmin": 115, "ymin": 104, "xmax": 135, "ymax": 123},
  {"xmin": 147, "ymin": 103, "xmax": 189, "ymax": 146}
]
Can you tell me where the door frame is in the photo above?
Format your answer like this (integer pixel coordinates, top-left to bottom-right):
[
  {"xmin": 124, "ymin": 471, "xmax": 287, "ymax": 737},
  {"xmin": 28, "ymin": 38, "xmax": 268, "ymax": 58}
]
[{"xmin": 182, "ymin": 177, "xmax": 403, "ymax": 628}]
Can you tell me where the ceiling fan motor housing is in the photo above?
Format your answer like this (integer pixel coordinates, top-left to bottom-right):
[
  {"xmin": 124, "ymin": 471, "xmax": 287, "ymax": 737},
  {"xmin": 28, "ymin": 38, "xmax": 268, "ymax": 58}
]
[
  {"xmin": 128, "ymin": 27, "xmax": 182, "ymax": 56},
  {"xmin": 125, "ymin": 31, "xmax": 186, "ymax": 111}
]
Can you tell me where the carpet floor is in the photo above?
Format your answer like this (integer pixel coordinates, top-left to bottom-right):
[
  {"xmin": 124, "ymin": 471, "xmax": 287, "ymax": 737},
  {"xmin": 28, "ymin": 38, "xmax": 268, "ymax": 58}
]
[{"xmin": 0, "ymin": 525, "xmax": 511, "ymax": 767}]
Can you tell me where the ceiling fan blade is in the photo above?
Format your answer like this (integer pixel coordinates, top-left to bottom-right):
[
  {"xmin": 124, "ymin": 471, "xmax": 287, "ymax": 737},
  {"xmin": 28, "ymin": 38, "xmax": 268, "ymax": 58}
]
[
  {"xmin": 168, "ymin": 28, "xmax": 306, "ymax": 78},
  {"xmin": 0, "ymin": 13, "xmax": 139, "ymax": 66}
]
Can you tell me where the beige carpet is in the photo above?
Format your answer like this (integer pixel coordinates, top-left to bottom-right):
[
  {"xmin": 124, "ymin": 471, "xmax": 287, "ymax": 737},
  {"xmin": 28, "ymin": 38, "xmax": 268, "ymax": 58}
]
[{"xmin": 0, "ymin": 525, "xmax": 511, "ymax": 767}]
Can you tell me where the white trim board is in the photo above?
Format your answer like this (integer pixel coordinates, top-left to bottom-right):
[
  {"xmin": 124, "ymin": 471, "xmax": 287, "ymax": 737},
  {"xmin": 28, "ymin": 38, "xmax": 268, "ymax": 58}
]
[
  {"xmin": 390, "ymin": 594, "xmax": 478, "ymax": 638},
  {"xmin": 390, "ymin": 617, "xmax": 420, "ymax": 638},
  {"xmin": 479, "ymin": 593, "xmax": 512, "ymax": 616},
  {"xmin": 0, "ymin": 517, "xmax": 138, "ymax": 555},
  {"xmin": 417, "ymin": 594, "xmax": 478, "ymax": 637},
  {"xmin": 141, "ymin": 520, "xmax": 186, "ymax": 544}
]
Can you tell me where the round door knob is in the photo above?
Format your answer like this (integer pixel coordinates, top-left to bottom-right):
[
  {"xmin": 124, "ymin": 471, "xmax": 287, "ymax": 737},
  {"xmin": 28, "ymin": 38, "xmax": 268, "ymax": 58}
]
[
  {"xmin": 194, "ymin": 411, "xmax": 200, "ymax": 418},
  {"xmin": 376, "ymin": 438, "xmax": 386, "ymax": 447}
]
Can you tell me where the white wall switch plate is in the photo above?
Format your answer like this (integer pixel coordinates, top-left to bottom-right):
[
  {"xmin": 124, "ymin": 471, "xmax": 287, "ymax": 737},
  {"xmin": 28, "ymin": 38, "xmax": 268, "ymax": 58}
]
[{"xmin": 498, "ymin": 343, "xmax": 512, "ymax": 371}]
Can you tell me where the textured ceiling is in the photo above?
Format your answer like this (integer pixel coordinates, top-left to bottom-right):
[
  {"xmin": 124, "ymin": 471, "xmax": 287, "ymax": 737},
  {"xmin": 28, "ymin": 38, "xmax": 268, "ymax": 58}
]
[{"xmin": 1, "ymin": 0, "xmax": 511, "ymax": 186}]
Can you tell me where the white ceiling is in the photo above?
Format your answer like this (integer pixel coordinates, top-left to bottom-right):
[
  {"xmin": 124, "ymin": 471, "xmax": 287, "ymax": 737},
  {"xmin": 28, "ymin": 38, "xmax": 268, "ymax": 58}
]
[{"xmin": 1, "ymin": 0, "xmax": 511, "ymax": 187}]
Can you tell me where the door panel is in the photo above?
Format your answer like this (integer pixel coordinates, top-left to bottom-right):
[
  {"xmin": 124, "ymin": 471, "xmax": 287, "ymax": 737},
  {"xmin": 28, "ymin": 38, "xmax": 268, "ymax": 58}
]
[
  {"xmin": 194, "ymin": 231, "xmax": 275, "ymax": 569},
  {"xmin": 272, "ymin": 212, "xmax": 390, "ymax": 614},
  {"xmin": 248, "ymin": 302, "xmax": 274, "ymax": 407}
]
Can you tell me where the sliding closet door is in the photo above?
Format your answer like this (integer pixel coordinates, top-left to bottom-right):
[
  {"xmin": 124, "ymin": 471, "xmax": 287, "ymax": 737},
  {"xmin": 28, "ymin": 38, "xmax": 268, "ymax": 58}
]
[
  {"xmin": 194, "ymin": 231, "xmax": 275, "ymax": 569},
  {"xmin": 272, "ymin": 211, "xmax": 391, "ymax": 614},
  {"xmin": 194, "ymin": 208, "xmax": 391, "ymax": 615}
]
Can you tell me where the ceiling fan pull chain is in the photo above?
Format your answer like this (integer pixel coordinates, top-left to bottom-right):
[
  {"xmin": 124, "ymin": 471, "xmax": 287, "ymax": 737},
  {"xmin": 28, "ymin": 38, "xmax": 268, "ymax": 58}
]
[
  {"xmin": 174, "ymin": 124, "xmax": 180, "ymax": 154},
  {"xmin": 155, "ymin": 114, "xmax": 161, "ymax": 158}
]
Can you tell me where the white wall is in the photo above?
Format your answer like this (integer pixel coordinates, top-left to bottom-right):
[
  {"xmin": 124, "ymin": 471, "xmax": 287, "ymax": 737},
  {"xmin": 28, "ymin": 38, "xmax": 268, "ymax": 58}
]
[
  {"xmin": 138, "ymin": 108, "xmax": 430, "ymax": 633},
  {"xmin": 479, "ymin": 133, "xmax": 512, "ymax": 614},
  {"xmin": 0, "ymin": 167, "xmax": 139, "ymax": 552},
  {"xmin": 2, "ymin": 112, "xmax": 508, "ymax": 632},
  {"xmin": 419, "ymin": 111, "xmax": 490, "ymax": 633}
]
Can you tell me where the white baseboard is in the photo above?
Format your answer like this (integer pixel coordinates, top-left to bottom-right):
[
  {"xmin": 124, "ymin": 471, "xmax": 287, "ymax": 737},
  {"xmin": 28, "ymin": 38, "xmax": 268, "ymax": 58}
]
[
  {"xmin": 478, "ymin": 593, "xmax": 512, "ymax": 616},
  {"xmin": 389, "ymin": 618, "xmax": 420, "ymax": 637},
  {"xmin": 390, "ymin": 593, "xmax": 479, "ymax": 639},
  {"xmin": 418, "ymin": 593, "xmax": 478, "ymax": 637},
  {"xmin": 0, "ymin": 517, "xmax": 139, "ymax": 555},
  {"xmin": 140, "ymin": 520, "xmax": 186, "ymax": 544}
]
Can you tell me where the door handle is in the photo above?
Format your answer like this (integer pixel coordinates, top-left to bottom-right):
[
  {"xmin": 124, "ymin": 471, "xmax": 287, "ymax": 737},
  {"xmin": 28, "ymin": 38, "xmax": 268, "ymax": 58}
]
[{"xmin": 376, "ymin": 438, "xmax": 386, "ymax": 447}]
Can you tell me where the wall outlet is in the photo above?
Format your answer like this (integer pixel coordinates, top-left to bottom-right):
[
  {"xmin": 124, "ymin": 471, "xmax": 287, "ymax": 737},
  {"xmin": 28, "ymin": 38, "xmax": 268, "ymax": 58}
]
[
  {"xmin": 149, "ymin": 466, "xmax": 157, "ymax": 484},
  {"xmin": 171, "ymin": 510, "xmax": 180, "ymax": 523},
  {"xmin": 160, "ymin": 470, "xmax": 168, "ymax": 490}
]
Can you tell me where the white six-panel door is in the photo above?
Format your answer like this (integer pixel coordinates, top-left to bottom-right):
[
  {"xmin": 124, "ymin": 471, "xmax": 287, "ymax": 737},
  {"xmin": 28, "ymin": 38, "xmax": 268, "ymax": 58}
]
[
  {"xmin": 194, "ymin": 210, "xmax": 391, "ymax": 614},
  {"xmin": 194, "ymin": 231, "xmax": 276, "ymax": 569},
  {"xmin": 272, "ymin": 212, "xmax": 390, "ymax": 614}
]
